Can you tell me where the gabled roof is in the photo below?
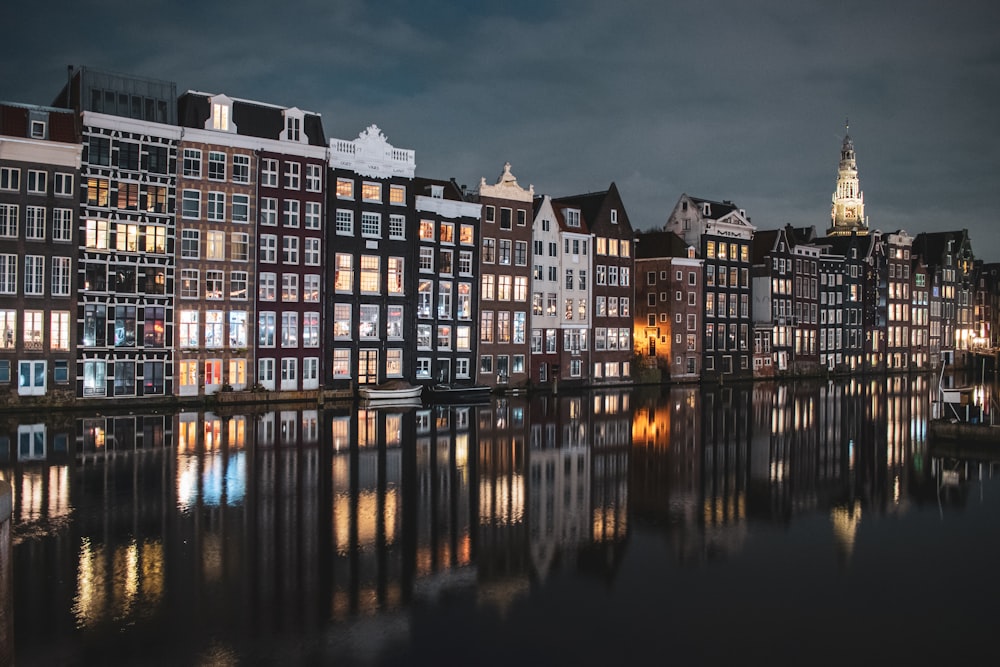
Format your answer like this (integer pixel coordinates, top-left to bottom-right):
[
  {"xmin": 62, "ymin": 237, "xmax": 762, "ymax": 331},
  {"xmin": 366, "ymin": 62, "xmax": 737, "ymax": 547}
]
[
  {"xmin": 554, "ymin": 182, "xmax": 631, "ymax": 233},
  {"xmin": 634, "ymin": 231, "xmax": 692, "ymax": 259},
  {"xmin": 412, "ymin": 176, "xmax": 466, "ymax": 202},
  {"xmin": 912, "ymin": 230, "xmax": 973, "ymax": 270},
  {"xmin": 750, "ymin": 229, "xmax": 782, "ymax": 265},
  {"xmin": 550, "ymin": 198, "xmax": 591, "ymax": 234},
  {"xmin": 687, "ymin": 195, "xmax": 740, "ymax": 221}
]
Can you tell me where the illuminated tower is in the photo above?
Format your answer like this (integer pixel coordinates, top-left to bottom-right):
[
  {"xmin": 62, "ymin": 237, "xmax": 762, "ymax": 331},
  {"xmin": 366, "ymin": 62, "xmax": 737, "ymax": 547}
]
[{"xmin": 827, "ymin": 121, "xmax": 868, "ymax": 236}]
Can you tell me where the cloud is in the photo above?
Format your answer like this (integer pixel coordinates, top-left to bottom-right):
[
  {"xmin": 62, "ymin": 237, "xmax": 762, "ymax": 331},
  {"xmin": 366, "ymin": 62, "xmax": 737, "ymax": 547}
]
[{"xmin": 3, "ymin": 0, "xmax": 999, "ymax": 254}]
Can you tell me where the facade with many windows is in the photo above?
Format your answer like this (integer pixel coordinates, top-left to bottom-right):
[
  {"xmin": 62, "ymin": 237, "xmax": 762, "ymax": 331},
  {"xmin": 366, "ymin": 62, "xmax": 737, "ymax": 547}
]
[
  {"xmin": 55, "ymin": 67, "xmax": 180, "ymax": 399},
  {"xmin": 556, "ymin": 184, "xmax": 634, "ymax": 385},
  {"xmin": 0, "ymin": 103, "xmax": 81, "ymax": 398},
  {"xmin": 667, "ymin": 195, "xmax": 755, "ymax": 380},
  {"xmin": 253, "ymin": 106, "xmax": 326, "ymax": 391},
  {"xmin": 413, "ymin": 177, "xmax": 481, "ymax": 385},
  {"xmin": 634, "ymin": 231, "xmax": 701, "ymax": 380},
  {"xmin": 530, "ymin": 196, "xmax": 564, "ymax": 387},
  {"xmin": 175, "ymin": 92, "xmax": 266, "ymax": 395},
  {"xmin": 476, "ymin": 163, "xmax": 534, "ymax": 389},
  {"xmin": 327, "ymin": 125, "xmax": 415, "ymax": 390}
]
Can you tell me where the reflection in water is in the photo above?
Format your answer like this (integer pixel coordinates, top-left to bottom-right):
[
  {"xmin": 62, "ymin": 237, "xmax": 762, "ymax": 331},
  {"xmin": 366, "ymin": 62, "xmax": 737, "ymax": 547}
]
[{"xmin": 4, "ymin": 375, "xmax": 1000, "ymax": 663}]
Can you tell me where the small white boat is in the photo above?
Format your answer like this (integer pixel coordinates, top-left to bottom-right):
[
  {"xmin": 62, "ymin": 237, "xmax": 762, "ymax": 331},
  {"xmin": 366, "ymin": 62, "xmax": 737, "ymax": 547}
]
[{"xmin": 358, "ymin": 380, "xmax": 423, "ymax": 401}]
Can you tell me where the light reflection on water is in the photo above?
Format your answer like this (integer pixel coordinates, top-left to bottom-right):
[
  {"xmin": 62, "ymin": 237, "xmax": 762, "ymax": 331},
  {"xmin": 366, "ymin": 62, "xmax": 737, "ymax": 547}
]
[{"xmin": 4, "ymin": 375, "xmax": 1000, "ymax": 665}]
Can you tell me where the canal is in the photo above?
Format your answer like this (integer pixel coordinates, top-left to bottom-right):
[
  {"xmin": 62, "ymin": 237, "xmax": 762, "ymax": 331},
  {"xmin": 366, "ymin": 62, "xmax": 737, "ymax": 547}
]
[{"xmin": 3, "ymin": 375, "xmax": 999, "ymax": 665}]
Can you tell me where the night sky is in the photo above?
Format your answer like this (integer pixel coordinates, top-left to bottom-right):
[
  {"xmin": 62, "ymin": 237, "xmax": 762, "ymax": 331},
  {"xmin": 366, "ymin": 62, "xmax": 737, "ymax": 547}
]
[{"xmin": 4, "ymin": 0, "xmax": 998, "ymax": 256}]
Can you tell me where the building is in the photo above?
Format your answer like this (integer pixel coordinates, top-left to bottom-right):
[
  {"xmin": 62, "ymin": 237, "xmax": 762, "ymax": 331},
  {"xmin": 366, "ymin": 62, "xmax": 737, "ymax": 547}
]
[
  {"xmin": 529, "ymin": 195, "xmax": 565, "ymax": 387},
  {"xmin": 821, "ymin": 233, "xmax": 868, "ymax": 373},
  {"xmin": 412, "ymin": 177, "xmax": 482, "ymax": 385},
  {"xmin": 666, "ymin": 195, "xmax": 755, "ymax": 380},
  {"xmin": 0, "ymin": 102, "xmax": 82, "ymax": 401},
  {"xmin": 827, "ymin": 124, "xmax": 869, "ymax": 237},
  {"xmin": 327, "ymin": 125, "xmax": 415, "ymax": 392},
  {"xmin": 634, "ymin": 231, "xmax": 702, "ymax": 380},
  {"xmin": 556, "ymin": 184, "xmax": 635, "ymax": 385},
  {"xmin": 475, "ymin": 163, "xmax": 534, "ymax": 389},
  {"xmin": 912, "ymin": 230, "xmax": 975, "ymax": 368},
  {"xmin": 54, "ymin": 67, "xmax": 181, "ymax": 399},
  {"xmin": 550, "ymin": 196, "xmax": 594, "ymax": 386}
]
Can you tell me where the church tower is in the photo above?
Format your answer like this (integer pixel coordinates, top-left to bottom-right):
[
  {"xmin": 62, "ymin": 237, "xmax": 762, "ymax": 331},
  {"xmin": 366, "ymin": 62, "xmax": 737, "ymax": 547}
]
[{"xmin": 827, "ymin": 122, "xmax": 869, "ymax": 236}]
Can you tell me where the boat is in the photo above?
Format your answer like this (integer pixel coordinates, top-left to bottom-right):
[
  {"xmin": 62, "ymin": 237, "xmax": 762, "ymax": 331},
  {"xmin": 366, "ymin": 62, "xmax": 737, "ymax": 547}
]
[
  {"xmin": 930, "ymin": 382, "xmax": 1000, "ymax": 448},
  {"xmin": 361, "ymin": 396, "xmax": 423, "ymax": 410},
  {"xmin": 357, "ymin": 380, "xmax": 423, "ymax": 401},
  {"xmin": 424, "ymin": 383, "xmax": 492, "ymax": 403}
]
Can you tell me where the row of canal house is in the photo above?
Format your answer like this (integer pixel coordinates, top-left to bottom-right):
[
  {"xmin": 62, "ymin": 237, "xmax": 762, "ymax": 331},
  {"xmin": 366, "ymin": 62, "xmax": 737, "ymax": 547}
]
[
  {"xmin": 0, "ymin": 66, "xmax": 992, "ymax": 404},
  {"xmin": 0, "ymin": 66, "xmax": 640, "ymax": 404}
]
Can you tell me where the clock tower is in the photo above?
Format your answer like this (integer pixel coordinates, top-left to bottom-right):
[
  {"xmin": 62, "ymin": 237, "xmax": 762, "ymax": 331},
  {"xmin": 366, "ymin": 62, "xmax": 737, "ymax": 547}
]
[{"xmin": 827, "ymin": 122, "xmax": 869, "ymax": 236}]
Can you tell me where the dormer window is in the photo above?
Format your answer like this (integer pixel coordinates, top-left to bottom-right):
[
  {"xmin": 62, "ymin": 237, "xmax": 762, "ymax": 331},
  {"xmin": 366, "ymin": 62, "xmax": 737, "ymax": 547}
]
[
  {"xmin": 206, "ymin": 95, "xmax": 236, "ymax": 133},
  {"xmin": 565, "ymin": 209, "xmax": 581, "ymax": 228},
  {"xmin": 212, "ymin": 103, "xmax": 229, "ymax": 131},
  {"xmin": 282, "ymin": 108, "xmax": 305, "ymax": 143},
  {"xmin": 30, "ymin": 120, "xmax": 46, "ymax": 139},
  {"xmin": 611, "ymin": 209, "xmax": 618, "ymax": 224},
  {"xmin": 430, "ymin": 185, "xmax": 444, "ymax": 199},
  {"xmin": 703, "ymin": 203, "xmax": 711, "ymax": 216}
]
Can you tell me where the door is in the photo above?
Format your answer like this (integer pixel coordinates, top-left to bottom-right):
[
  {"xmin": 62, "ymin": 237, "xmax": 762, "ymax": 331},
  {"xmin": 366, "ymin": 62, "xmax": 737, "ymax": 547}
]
[{"xmin": 358, "ymin": 349, "xmax": 378, "ymax": 385}]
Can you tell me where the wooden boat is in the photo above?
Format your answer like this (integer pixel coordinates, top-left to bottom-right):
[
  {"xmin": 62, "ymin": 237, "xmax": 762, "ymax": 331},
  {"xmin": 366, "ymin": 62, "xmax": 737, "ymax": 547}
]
[
  {"xmin": 361, "ymin": 396, "xmax": 423, "ymax": 410},
  {"xmin": 425, "ymin": 383, "xmax": 492, "ymax": 403},
  {"xmin": 357, "ymin": 380, "xmax": 423, "ymax": 401}
]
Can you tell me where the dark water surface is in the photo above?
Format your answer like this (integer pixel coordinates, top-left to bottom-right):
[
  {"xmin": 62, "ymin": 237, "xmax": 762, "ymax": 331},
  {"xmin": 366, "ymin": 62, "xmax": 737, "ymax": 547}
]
[{"xmin": 4, "ymin": 375, "xmax": 999, "ymax": 665}]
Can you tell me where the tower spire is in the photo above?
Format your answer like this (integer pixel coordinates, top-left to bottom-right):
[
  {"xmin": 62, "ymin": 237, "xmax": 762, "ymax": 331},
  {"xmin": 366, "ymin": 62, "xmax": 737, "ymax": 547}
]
[{"xmin": 827, "ymin": 121, "xmax": 868, "ymax": 236}]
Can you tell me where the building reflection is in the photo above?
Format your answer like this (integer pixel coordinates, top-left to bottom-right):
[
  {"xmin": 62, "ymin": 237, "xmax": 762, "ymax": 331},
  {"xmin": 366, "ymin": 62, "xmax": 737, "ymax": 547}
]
[{"xmin": 0, "ymin": 377, "xmax": 962, "ymax": 661}]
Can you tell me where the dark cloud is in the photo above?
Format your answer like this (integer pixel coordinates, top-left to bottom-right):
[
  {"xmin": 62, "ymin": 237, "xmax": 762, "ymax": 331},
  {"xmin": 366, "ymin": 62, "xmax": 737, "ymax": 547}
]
[{"xmin": 4, "ymin": 0, "xmax": 999, "ymax": 254}]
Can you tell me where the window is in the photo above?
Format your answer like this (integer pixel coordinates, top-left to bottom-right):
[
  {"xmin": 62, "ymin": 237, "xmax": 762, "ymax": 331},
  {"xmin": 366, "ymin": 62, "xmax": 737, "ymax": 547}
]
[
  {"xmin": 52, "ymin": 257, "xmax": 70, "ymax": 296},
  {"xmin": 388, "ymin": 214, "xmax": 405, "ymax": 239},
  {"xmin": 361, "ymin": 212, "xmax": 381, "ymax": 237},
  {"xmin": 54, "ymin": 173, "xmax": 73, "ymax": 196},
  {"xmin": 233, "ymin": 154, "xmax": 250, "ymax": 183},
  {"xmin": 231, "ymin": 193, "xmax": 249, "ymax": 223},
  {"xmin": 333, "ymin": 349, "xmax": 351, "ymax": 378},
  {"xmin": 419, "ymin": 247, "xmax": 434, "ymax": 272},
  {"xmin": 284, "ymin": 161, "xmax": 301, "ymax": 189},
  {"xmin": 207, "ymin": 191, "xmax": 225, "ymax": 221},
  {"xmin": 180, "ymin": 269, "xmax": 199, "ymax": 298},
  {"xmin": 390, "ymin": 184, "xmax": 405, "ymax": 205},
  {"xmin": 418, "ymin": 281, "xmax": 433, "ymax": 317},
  {"xmin": 362, "ymin": 182, "xmax": 381, "ymax": 202},
  {"xmin": 281, "ymin": 273, "xmax": 298, "ymax": 301},
  {"xmin": 50, "ymin": 311, "xmax": 70, "ymax": 351},
  {"xmin": 181, "ymin": 190, "xmax": 200, "ymax": 219},
  {"xmin": 24, "ymin": 255, "xmax": 45, "ymax": 295},
  {"xmin": 335, "ymin": 209, "xmax": 353, "ymax": 234},
  {"xmin": 359, "ymin": 305, "xmax": 378, "ymax": 339},
  {"xmin": 334, "ymin": 254, "xmax": 353, "ymax": 292},
  {"xmin": 305, "ymin": 201, "xmax": 321, "ymax": 230},
  {"xmin": 258, "ymin": 312, "xmax": 276, "ymax": 347},
  {"xmin": 387, "ymin": 306, "xmax": 404, "ymax": 339},
  {"xmin": 259, "ymin": 272, "xmax": 276, "ymax": 301},
  {"xmin": 208, "ymin": 151, "xmax": 226, "ymax": 180},
  {"xmin": 333, "ymin": 304, "xmax": 352, "ymax": 339},
  {"xmin": 499, "ymin": 207, "xmax": 512, "ymax": 230},
  {"xmin": 86, "ymin": 177, "xmax": 110, "ymax": 206},
  {"xmin": 228, "ymin": 271, "xmax": 247, "ymax": 301},
  {"xmin": 25, "ymin": 206, "xmax": 45, "ymax": 240},
  {"xmin": 89, "ymin": 135, "xmax": 111, "ymax": 166},
  {"xmin": 281, "ymin": 311, "xmax": 299, "ymax": 347},
  {"xmin": 482, "ymin": 238, "xmax": 496, "ymax": 263},
  {"xmin": 283, "ymin": 199, "xmax": 299, "ymax": 227},
  {"xmin": 499, "ymin": 239, "xmax": 512, "ymax": 265},
  {"xmin": 261, "ymin": 159, "xmax": 278, "ymax": 187},
  {"xmin": 26, "ymin": 170, "xmax": 48, "ymax": 195},
  {"xmin": 438, "ymin": 282, "xmax": 453, "ymax": 318},
  {"xmin": 181, "ymin": 229, "xmax": 200, "ymax": 259},
  {"xmin": 304, "ymin": 237, "xmax": 321, "ymax": 266},
  {"xmin": 459, "ymin": 250, "xmax": 473, "ymax": 276},
  {"xmin": 303, "ymin": 274, "xmax": 320, "ymax": 302},
  {"xmin": 0, "ymin": 167, "xmax": 20, "ymax": 191},
  {"xmin": 387, "ymin": 257, "xmax": 404, "ymax": 294},
  {"xmin": 440, "ymin": 249, "xmax": 453, "ymax": 275},
  {"xmin": 0, "ymin": 205, "xmax": 17, "ymax": 238},
  {"xmin": 515, "ymin": 241, "xmax": 528, "ymax": 266},
  {"xmin": 206, "ymin": 270, "xmax": 224, "ymax": 299},
  {"xmin": 145, "ymin": 184, "xmax": 166, "ymax": 213},
  {"xmin": 116, "ymin": 182, "xmax": 139, "ymax": 209},
  {"xmin": 259, "ymin": 234, "xmax": 277, "ymax": 263},
  {"xmin": 306, "ymin": 164, "xmax": 322, "ymax": 192},
  {"xmin": 360, "ymin": 256, "xmax": 380, "ymax": 293},
  {"xmin": 183, "ymin": 148, "xmax": 202, "ymax": 178}
]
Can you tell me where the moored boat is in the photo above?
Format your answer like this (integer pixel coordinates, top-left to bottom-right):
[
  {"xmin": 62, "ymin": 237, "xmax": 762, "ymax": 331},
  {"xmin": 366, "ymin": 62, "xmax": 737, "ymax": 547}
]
[
  {"xmin": 358, "ymin": 380, "xmax": 423, "ymax": 401},
  {"xmin": 424, "ymin": 383, "xmax": 492, "ymax": 403}
]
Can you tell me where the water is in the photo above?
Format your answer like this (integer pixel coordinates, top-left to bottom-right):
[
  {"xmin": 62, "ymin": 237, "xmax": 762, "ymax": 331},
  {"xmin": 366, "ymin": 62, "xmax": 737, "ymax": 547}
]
[{"xmin": 3, "ymin": 375, "xmax": 1000, "ymax": 665}]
